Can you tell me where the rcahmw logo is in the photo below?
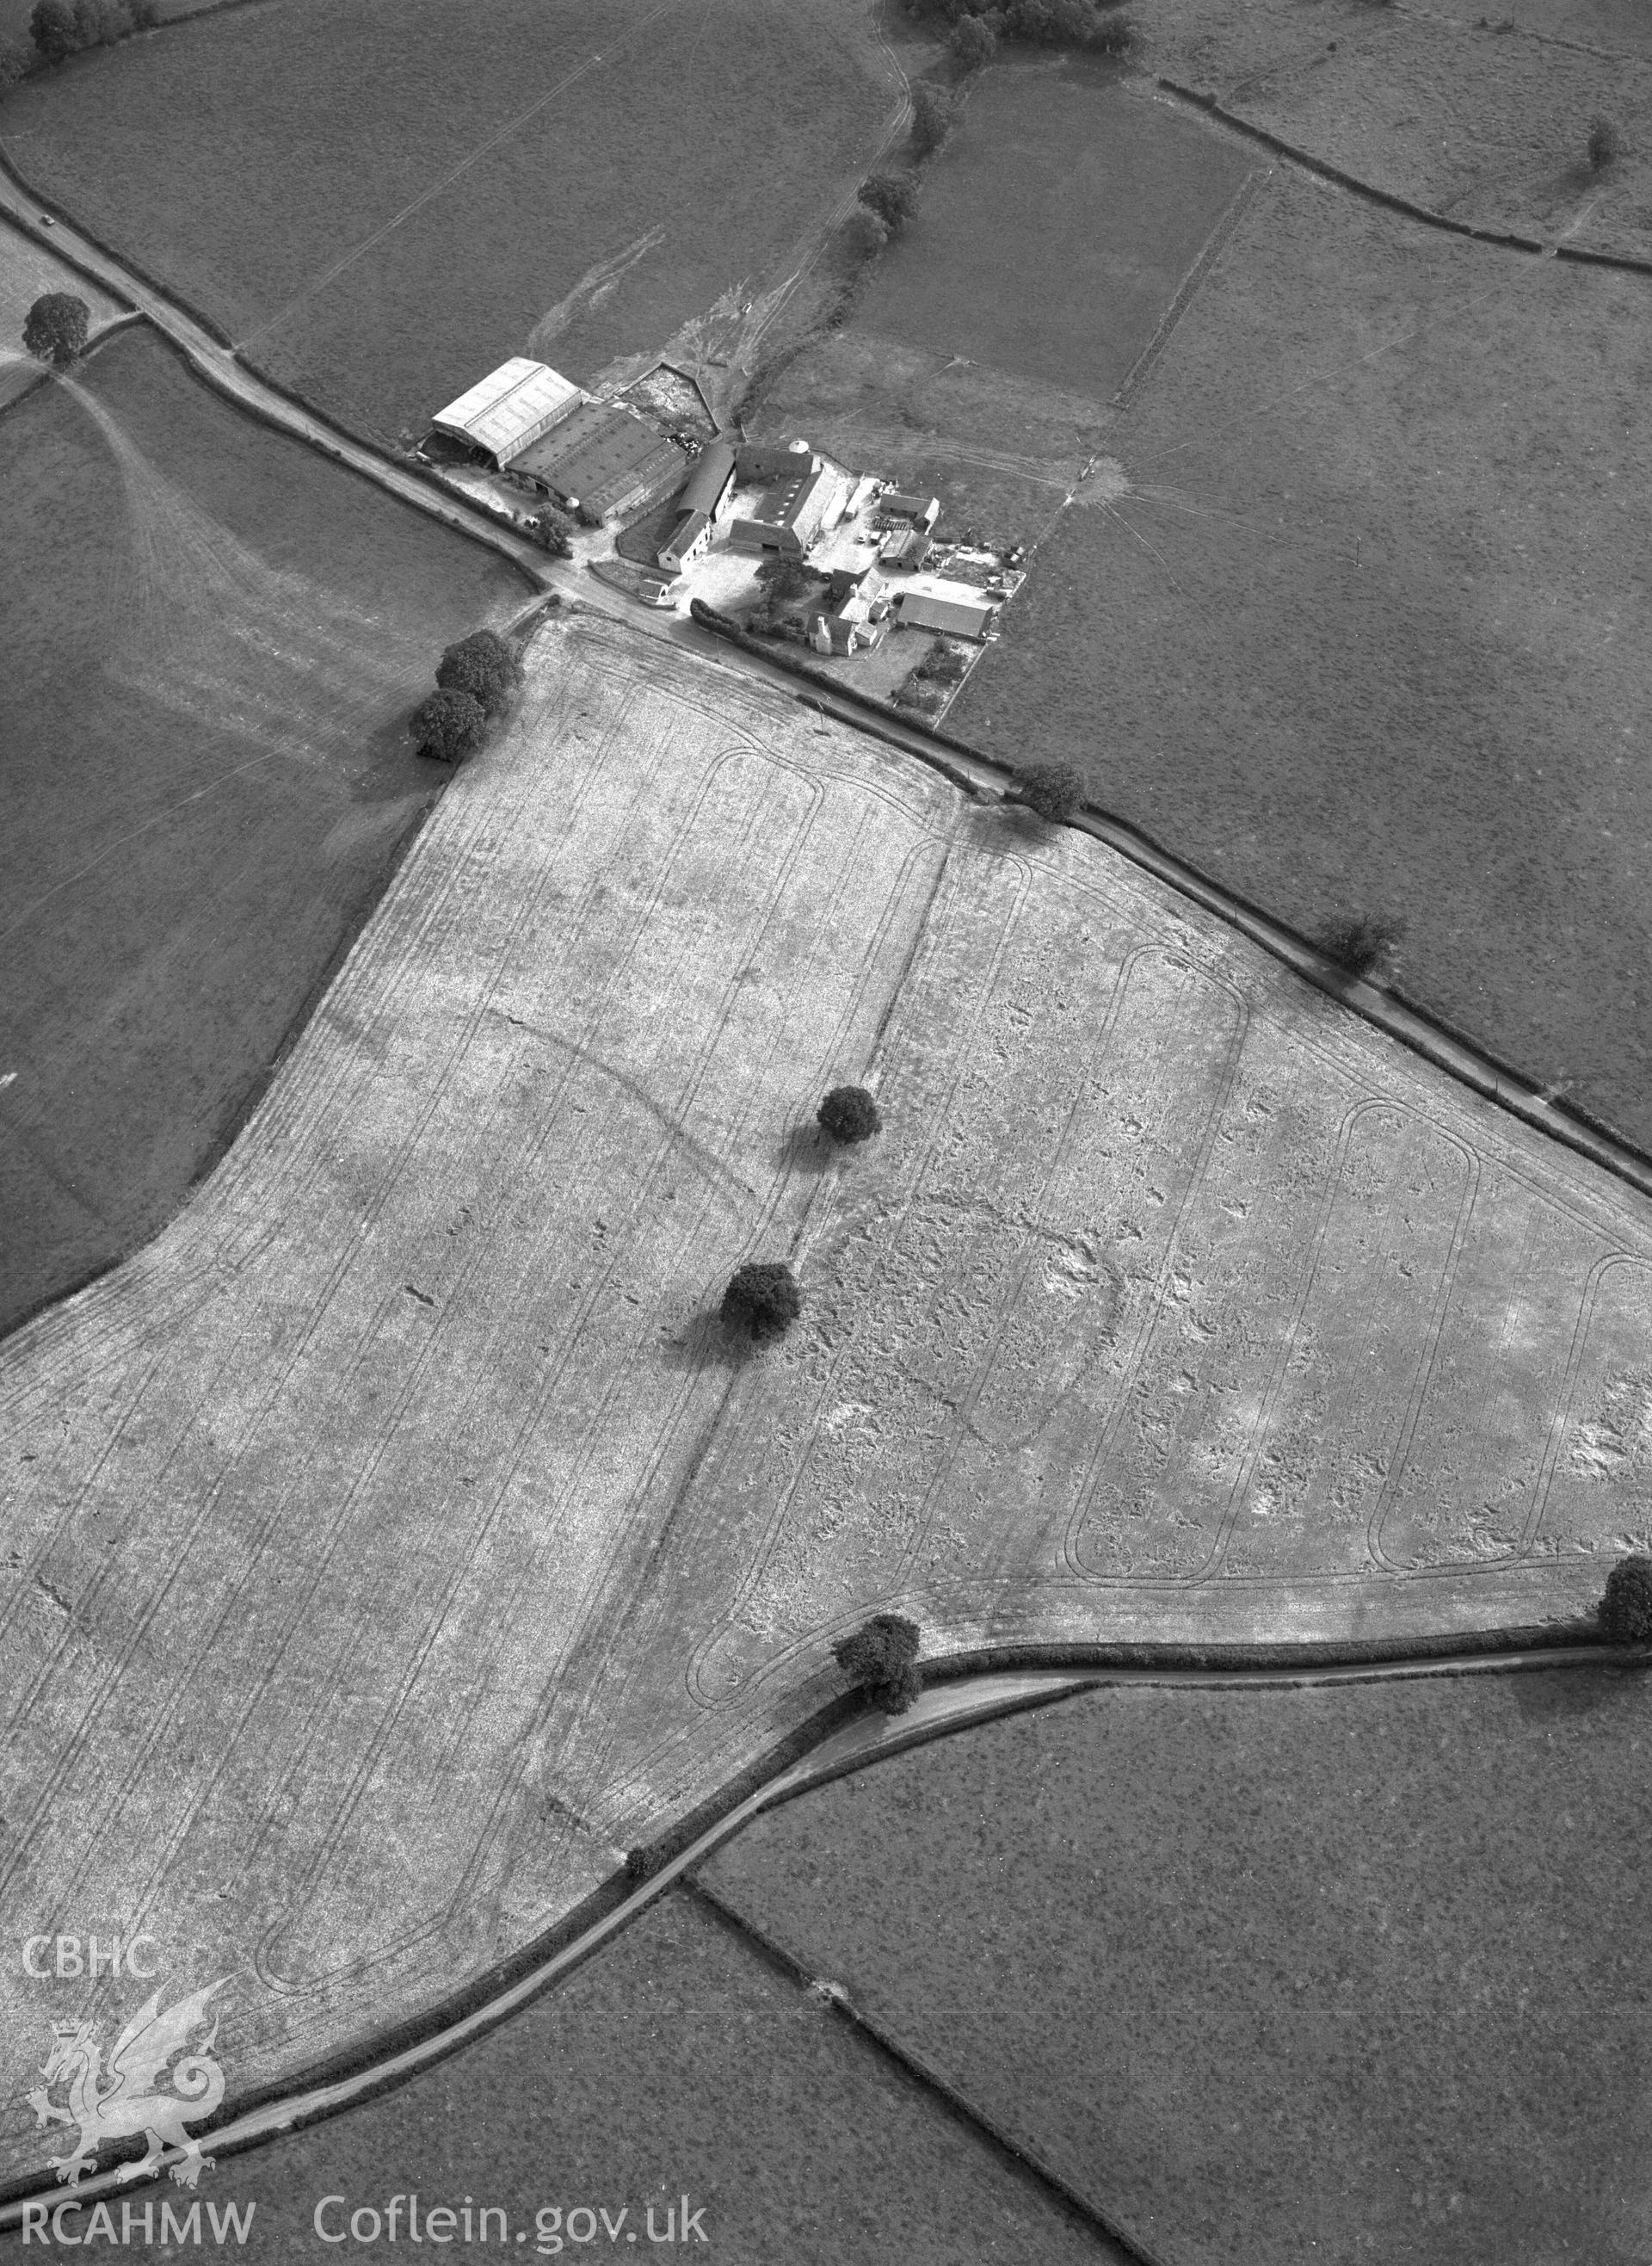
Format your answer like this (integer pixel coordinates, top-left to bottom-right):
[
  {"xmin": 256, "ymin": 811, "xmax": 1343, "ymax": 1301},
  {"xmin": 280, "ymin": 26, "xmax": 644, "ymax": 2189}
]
[{"xmin": 22, "ymin": 1977, "xmax": 232, "ymax": 2191}]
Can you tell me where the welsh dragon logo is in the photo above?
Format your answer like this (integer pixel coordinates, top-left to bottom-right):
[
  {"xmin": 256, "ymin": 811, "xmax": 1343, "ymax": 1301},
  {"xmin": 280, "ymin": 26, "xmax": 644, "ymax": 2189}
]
[{"xmin": 25, "ymin": 1979, "xmax": 230, "ymax": 2190}]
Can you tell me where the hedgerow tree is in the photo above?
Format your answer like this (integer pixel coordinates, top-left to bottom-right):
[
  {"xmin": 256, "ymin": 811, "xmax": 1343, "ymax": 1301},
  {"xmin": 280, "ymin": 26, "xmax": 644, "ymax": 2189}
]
[
  {"xmin": 22, "ymin": 292, "xmax": 89, "ymax": 367},
  {"xmin": 833, "ymin": 1613, "xmax": 923, "ymax": 1715},
  {"xmin": 1007, "ymin": 760, "xmax": 1084, "ymax": 823},
  {"xmin": 411, "ymin": 687, "xmax": 486, "ymax": 764},
  {"xmin": 1600, "ymin": 1554, "xmax": 1652, "ymax": 1645},
  {"xmin": 859, "ymin": 170, "xmax": 919, "ymax": 234},
  {"xmin": 31, "ymin": 0, "xmax": 151, "ymax": 59},
  {"xmin": 435, "ymin": 627, "xmax": 521, "ymax": 718},
  {"xmin": 840, "ymin": 204, "xmax": 890, "ymax": 266},
  {"xmin": 1316, "ymin": 914, "xmax": 1402, "ymax": 983},
  {"xmin": 1588, "ymin": 115, "xmax": 1624, "ymax": 171},
  {"xmin": 950, "ymin": 15, "xmax": 998, "ymax": 66},
  {"xmin": 720, "ymin": 1260, "xmax": 801, "ymax": 1343},
  {"xmin": 817, "ymin": 1085, "xmax": 881, "ymax": 1144},
  {"xmin": 0, "ymin": 36, "xmax": 33, "ymax": 86},
  {"xmin": 910, "ymin": 83, "xmax": 960, "ymax": 157}
]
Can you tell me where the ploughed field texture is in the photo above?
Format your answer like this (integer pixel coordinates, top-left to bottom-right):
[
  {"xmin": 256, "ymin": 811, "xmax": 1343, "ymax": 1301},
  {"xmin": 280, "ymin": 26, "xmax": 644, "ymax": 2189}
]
[
  {"xmin": 0, "ymin": 322, "xmax": 527, "ymax": 1337},
  {"xmin": 0, "ymin": 0, "xmax": 895, "ymax": 440},
  {"xmin": 703, "ymin": 1667, "xmax": 1652, "ymax": 2266},
  {"xmin": 102, "ymin": 1891, "xmax": 1115, "ymax": 2266},
  {"xmin": 1, "ymin": 615, "xmax": 1649, "ymax": 2168},
  {"xmin": 952, "ymin": 164, "xmax": 1652, "ymax": 1149},
  {"xmin": 1140, "ymin": 0, "xmax": 1652, "ymax": 256}
]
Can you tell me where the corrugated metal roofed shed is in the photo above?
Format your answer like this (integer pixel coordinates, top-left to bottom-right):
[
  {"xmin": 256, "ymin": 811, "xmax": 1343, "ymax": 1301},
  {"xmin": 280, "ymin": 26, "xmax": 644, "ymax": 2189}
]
[
  {"xmin": 896, "ymin": 590, "xmax": 996, "ymax": 638},
  {"xmin": 431, "ymin": 359, "xmax": 585, "ymax": 466},
  {"xmin": 515, "ymin": 403, "xmax": 684, "ymax": 515},
  {"xmin": 679, "ymin": 440, "xmax": 737, "ymax": 517}
]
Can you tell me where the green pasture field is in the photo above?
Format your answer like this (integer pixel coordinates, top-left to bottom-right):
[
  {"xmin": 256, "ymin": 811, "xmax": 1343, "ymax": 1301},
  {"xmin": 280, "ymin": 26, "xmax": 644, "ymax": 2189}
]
[
  {"xmin": 745, "ymin": 59, "xmax": 1257, "ymax": 559},
  {"xmin": 853, "ymin": 61, "xmax": 1252, "ymax": 400},
  {"xmin": 0, "ymin": 0, "xmax": 896, "ymax": 441},
  {"xmin": 0, "ymin": 322, "xmax": 528, "ymax": 1337},
  {"xmin": 1141, "ymin": 0, "xmax": 1652, "ymax": 256},
  {"xmin": 952, "ymin": 161, "xmax": 1652, "ymax": 1150},
  {"xmin": 702, "ymin": 1664, "xmax": 1652, "ymax": 2266},
  {"xmin": 108, "ymin": 1891, "xmax": 1115, "ymax": 2266}
]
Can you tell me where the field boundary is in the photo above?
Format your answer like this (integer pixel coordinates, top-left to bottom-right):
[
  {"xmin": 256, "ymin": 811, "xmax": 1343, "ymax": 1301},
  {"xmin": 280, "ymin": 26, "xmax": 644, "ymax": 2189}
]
[
  {"xmin": 1155, "ymin": 77, "xmax": 1652, "ymax": 277},
  {"xmin": 687, "ymin": 1872, "xmax": 1152, "ymax": 2266},
  {"xmin": 0, "ymin": 1638, "xmax": 1636, "ymax": 2226},
  {"xmin": 1112, "ymin": 165, "xmax": 1271, "ymax": 411}
]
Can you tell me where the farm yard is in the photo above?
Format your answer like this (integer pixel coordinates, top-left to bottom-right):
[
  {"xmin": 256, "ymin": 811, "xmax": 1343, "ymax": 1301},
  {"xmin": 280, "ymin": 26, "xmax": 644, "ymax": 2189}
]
[
  {"xmin": 702, "ymin": 1665, "xmax": 1652, "ymax": 2266},
  {"xmin": 951, "ymin": 162, "xmax": 1652, "ymax": 1151},
  {"xmin": 0, "ymin": 0, "xmax": 901, "ymax": 441},
  {"xmin": 0, "ymin": 321, "xmax": 530, "ymax": 1339},
  {"xmin": 1, "ymin": 614, "xmax": 1648, "ymax": 2173}
]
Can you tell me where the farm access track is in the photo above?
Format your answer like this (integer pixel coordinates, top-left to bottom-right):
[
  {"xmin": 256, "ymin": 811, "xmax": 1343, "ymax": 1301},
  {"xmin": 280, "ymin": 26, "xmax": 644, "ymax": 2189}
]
[{"xmin": 0, "ymin": 1640, "xmax": 1638, "ymax": 2240}]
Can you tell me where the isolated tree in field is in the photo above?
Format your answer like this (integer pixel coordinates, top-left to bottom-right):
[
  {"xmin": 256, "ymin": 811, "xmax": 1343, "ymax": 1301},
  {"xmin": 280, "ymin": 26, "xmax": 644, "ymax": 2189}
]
[
  {"xmin": 910, "ymin": 83, "xmax": 961, "ymax": 157},
  {"xmin": 833, "ymin": 1613, "xmax": 923, "ymax": 1715},
  {"xmin": 1007, "ymin": 760, "xmax": 1084, "ymax": 824},
  {"xmin": 859, "ymin": 170, "xmax": 919, "ymax": 234},
  {"xmin": 1600, "ymin": 1554, "xmax": 1652, "ymax": 1645},
  {"xmin": 720, "ymin": 1260, "xmax": 801, "ymax": 1344},
  {"xmin": 817, "ymin": 1085, "xmax": 882, "ymax": 1145},
  {"xmin": 435, "ymin": 627, "xmax": 521, "ymax": 718},
  {"xmin": 1316, "ymin": 913, "xmax": 1402, "ymax": 983},
  {"xmin": 22, "ymin": 291, "xmax": 89, "ymax": 367},
  {"xmin": 1587, "ymin": 115, "xmax": 1624, "ymax": 171},
  {"xmin": 410, "ymin": 687, "xmax": 486, "ymax": 764}
]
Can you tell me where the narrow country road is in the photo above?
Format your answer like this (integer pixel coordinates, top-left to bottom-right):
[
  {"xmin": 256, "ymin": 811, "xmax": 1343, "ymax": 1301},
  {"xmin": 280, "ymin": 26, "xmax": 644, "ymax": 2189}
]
[
  {"xmin": 4, "ymin": 164, "xmax": 1649, "ymax": 1208},
  {"xmin": 0, "ymin": 1643, "xmax": 1625, "ymax": 2233}
]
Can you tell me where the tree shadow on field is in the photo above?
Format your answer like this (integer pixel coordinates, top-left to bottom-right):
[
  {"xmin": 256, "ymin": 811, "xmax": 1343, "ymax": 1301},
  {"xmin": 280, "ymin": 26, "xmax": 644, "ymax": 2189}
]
[
  {"xmin": 1507, "ymin": 1659, "xmax": 1648, "ymax": 1726},
  {"xmin": 775, "ymin": 1121, "xmax": 841, "ymax": 1177},
  {"xmin": 971, "ymin": 799, "xmax": 1064, "ymax": 856},
  {"xmin": 658, "ymin": 1307, "xmax": 765, "ymax": 1377}
]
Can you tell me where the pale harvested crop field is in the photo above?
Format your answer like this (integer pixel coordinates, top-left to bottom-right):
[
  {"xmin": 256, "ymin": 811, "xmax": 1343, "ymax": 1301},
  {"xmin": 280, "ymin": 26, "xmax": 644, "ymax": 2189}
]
[
  {"xmin": 1, "ymin": 613, "xmax": 1648, "ymax": 2173},
  {"xmin": 952, "ymin": 159, "xmax": 1652, "ymax": 1149}
]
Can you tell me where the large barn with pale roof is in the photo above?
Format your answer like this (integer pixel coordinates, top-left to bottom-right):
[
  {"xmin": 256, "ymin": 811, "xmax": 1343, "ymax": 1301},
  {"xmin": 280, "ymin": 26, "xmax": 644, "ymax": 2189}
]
[{"xmin": 429, "ymin": 359, "xmax": 586, "ymax": 471}]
